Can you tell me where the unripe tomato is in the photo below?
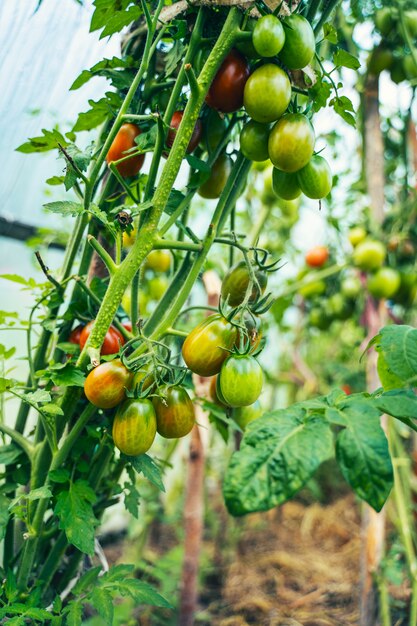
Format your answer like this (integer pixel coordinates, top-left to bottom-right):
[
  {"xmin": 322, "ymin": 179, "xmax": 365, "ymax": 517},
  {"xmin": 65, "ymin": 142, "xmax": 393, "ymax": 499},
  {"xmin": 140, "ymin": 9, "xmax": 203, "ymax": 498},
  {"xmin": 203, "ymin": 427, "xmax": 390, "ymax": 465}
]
[
  {"xmin": 206, "ymin": 49, "xmax": 250, "ymax": 113},
  {"xmin": 239, "ymin": 121, "xmax": 270, "ymax": 162},
  {"xmin": 112, "ymin": 399, "xmax": 157, "ymax": 456},
  {"xmin": 149, "ymin": 276, "xmax": 169, "ymax": 300},
  {"xmin": 279, "ymin": 14, "xmax": 315, "ymax": 70},
  {"xmin": 79, "ymin": 321, "xmax": 125, "ymax": 355},
  {"xmin": 233, "ymin": 400, "xmax": 263, "ymax": 430},
  {"xmin": 367, "ymin": 46, "xmax": 393, "ymax": 75},
  {"xmin": 106, "ymin": 123, "xmax": 144, "ymax": 178},
  {"xmin": 341, "ymin": 276, "xmax": 362, "ymax": 298},
  {"xmin": 153, "ymin": 386, "xmax": 195, "ymax": 438},
  {"xmin": 221, "ymin": 261, "xmax": 267, "ymax": 307},
  {"xmin": 298, "ymin": 271, "xmax": 326, "ymax": 298},
  {"xmin": 405, "ymin": 10, "xmax": 417, "ymax": 37},
  {"xmin": 326, "ymin": 293, "xmax": 353, "ymax": 320},
  {"xmin": 84, "ymin": 359, "xmax": 133, "ymax": 409},
  {"xmin": 145, "ymin": 250, "xmax": 171, "ymax": 273},
  {"xmin": 403, "ymin": 56, "xmax": 417, "ymax": 81},
  {"xmin": 243, "ymin": 64, "xmax": 291, "ymax": 123},
  {"xmin": 166, "ymin": 111, "xmax": 202, "ymax": 154},
  {"xmin": 305, "ymin": 245, "xmax": 329, "ymax": 268},
  {"xmin": 69, "ymin": 325, "xmax": 84, "ymax": 345},
  {"xmin": 253, "ymin": 14, "xmax": 285, "ymax": 58},
  {"xmin": 353, "ymin": 240, "xmax": 386, "ymax": 271},
  {"xmin": 367, "ymin": 267, "xmax": 401, "ymax": 299},
  {"xmin": 390, "ymin": 59, "xmax": 406, "ymax": 84},
  {"xmin": 219, "ymin": 354, "xmax": 263, "ymax": 407},
  {"xmin": 277, "ymin": 196, "xmax": 300, "ymax": 218},
  {"xmin": 272, "ymin": 168, "xmax": 301, "ymax": 200},
  {"xmin": 198, "ymin": 153, "xmax": 233, "ymax": 199},
  {"xmin": 268, "ymin": 114, "xmax": 315, "ymax": 173},
  {"xmin": 182, "ymin": 314, "xmax": 238, "ymax": 377},
  {"xmin": 375, "ymin": 8, "xmax": 395, "ymax": 36},
  {"xmin": 392, "ymin": 272, "xmax": 417, "ymax": 305},
  {"xmin": 309, "ymin": 307, "xmax": 331, "ymax": 330},
  {"xmin": 348, "ymin": 226, "xmax": 367, "ymax": 247},
  {"xmin": 297, "ymin": 155, "xmax": 332, "ymax": 199}
]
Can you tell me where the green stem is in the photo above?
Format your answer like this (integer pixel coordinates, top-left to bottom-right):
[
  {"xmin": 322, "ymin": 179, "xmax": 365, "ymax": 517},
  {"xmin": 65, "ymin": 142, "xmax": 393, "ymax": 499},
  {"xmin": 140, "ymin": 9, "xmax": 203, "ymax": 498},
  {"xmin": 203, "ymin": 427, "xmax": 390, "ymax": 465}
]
[
  {"xmin": 87, "ymin": 235, "xmax": 118, "ymax": 275},
  {"xmin": 278, "ymin": 263, "xmax": 346, "ymax": 299},
  {"xmin": 306, "ymin": 0, "xmax": 322, "ymax": 22},
  {"xmin": 154, "ymin": 239, "xmax": 202, "ymax": 252},
  {"xmin": 398, "ymin": 2, "xmax": 417, "ymax": 75},
  {"xmin": 314, "ymin": 0, "xmax": 343, "ymax": 35},
  {"xmin": 0, "ymin": 422, "xmax": 34, "ymax": 459}
]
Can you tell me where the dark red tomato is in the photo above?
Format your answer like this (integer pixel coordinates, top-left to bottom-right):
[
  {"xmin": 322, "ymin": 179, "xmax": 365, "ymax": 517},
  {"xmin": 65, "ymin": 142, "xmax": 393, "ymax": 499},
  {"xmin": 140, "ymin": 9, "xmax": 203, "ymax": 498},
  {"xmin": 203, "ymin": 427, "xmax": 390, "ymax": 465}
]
[
  {"xmin": 79, "ymin": 321, "xmax": 125, "ymax": 356},
  {"xmin": 206, "ymin": 49, "xmax": 250, "ymax": 113},
  {"xmin": 219, "ymin": 354, "xmax": 263, "ymax": 407},
  {"xmin": 305, "ymin": 246, "xmax": 329, "ymax": 268},
  {"xmin": 221, "ymin": 261, "xmax": 267, "ymax": 306},
  {"xmin": 166, "ymin": 111, "xmax": 203, "ymax": 154},
  {"xmin": 69, "ymin": 325, "xmax": 84, "ymax": 345},
  {"xmin": 122, "ymin": 320, "xmax": 132, "ymax": 332},
  {"xmin": 153, "ymin": 386, "xmax": 195, "ymax": 438},
  {"xmin": 198, "ymin": 153, "xmax": 233, "ymax": 199},
  {"xmin": 113, "ymin": 398, "xmax": 156, "ymax": 456},
  {"xmin": 84, "ymin": 359, "xmax": 133, "ymax": 409},
  {"xmin": 182, "ymin": 314, "xmax": 238, "ymax": 377},
  {"xmin": 106, "ymin": 123, "xmax": 145, "ymax": 178},
  {"xmin": 268, "ymin": 113, "xmax": 315, "ymax": 173}
]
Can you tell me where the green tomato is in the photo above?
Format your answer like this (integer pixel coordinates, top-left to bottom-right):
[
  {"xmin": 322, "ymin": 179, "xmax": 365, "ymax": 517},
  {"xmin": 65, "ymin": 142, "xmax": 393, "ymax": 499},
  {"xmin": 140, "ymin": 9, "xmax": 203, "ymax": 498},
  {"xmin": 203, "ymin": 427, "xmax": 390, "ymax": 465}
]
[
  {"xmin": 149, "ymin": 276, "xmax": 169, "ymax": 300},
  {"xmin": 277, "ymin": 197, "xmax": 299, "ymax": 218},
  {"xmin": 326, "ymin": 293, "xmax": 353, "ymax": 320},
  {"xmin": 221, "ymin": 261, "xmax": 268, "ymax": 307},
  {"xmin": 298, "ymin": 276, "xmax": 326, "ymax": 299},
  {"xmin": 272, "ymin": 168, "xmax": 301, "ymax": 200},
  {"xmin": 297, "ymin": 155, "xmax": 332, "ymax": 199},
  {"xmin": 367, "ymin": 267, "xmax": 401, "ymax": 299},
  {"xmin": 341, "ymin": 276, "xmax": 362, "ymax": 298},
  {"xmin": 309, "ymin": 307, "xmax": 331, "ymax": 330},
  {"xmin": 240, "ymin": 121, "xmax": 270, "ymax": 161},
  {"xmin": 392, "ymin": 272, "xmax": 417, "ymax": 306},
  {"xmin": 403, "ymin": 56, "xmax": 417, "ymax": 81},
  {"xmin": 405, "ymin": 10, "xmax": 417, "ymax": 37},
  {"xmin": 269, "ymin": 114, "xmax": 315, "ymax": 173},
  {"xmin": 235, "ymin": 19, "xmax": 259, "ymax": 59},
  {"xmin": 348, "ymin": 226, "xmax": 367, "ymax": 247},
  {"xmin": 233, "ymin": 400, "xmax": 263, "ymax": 430},
  {"xmin": 243, "ymin": 64, "xmax": 291, "ymax": 123},
  {"xmin": 253, "ymin": 14, "xmax": 285, "ymax": 58},
  {"xmin": 390, "ymin": 59, "xmax": 406, "ymax": 84},
  {"xmin": 368, "ymin": 47, "xmax": 394, "ymax": 75},
  {"xmin": 353, "ymin": 240, "xmax": 386, "ymax": 271},
  {"xmin": 279, "ymin": 14, "xmax": 315, "ymax": 70},
  {"xmin": 374, "ymin": 8, "xmax": 396, "ymax": 36},
  {"xmin": 198, "ymin": 153, "xmax": 233, "ymax": 199},
  {"xmin": 219, "ymin": 355, "xmax": 263, "ymax": 407}
]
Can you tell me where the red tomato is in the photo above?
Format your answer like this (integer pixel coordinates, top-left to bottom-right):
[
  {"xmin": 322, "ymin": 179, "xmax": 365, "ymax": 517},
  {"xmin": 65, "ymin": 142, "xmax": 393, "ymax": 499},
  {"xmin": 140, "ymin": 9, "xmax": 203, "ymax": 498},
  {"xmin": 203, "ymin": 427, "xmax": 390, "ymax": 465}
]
[
  {"xmin": 79, "ymin": 321, "xmax": 125, "ymax": 355},
  {"xmin": 166, "ymin": 111, "xmax": 202, "ymax": 153},
  {"xmin": 69, "ymin": 325, "xmax": 84, "ymax": 345},
  {"xmin": 206, "ymin": 49, "xmax": 250, "ymax": 113},
  {"xmin": 305, "ymin": 246, "xmax": 329, "ymax": 268},
  {"xmin": 341, "ymin": 384, "xmax": 352, "ymax": 395},
  {"xmin": 106, "ymin": 123, "xmax": 145, "ymax": 178},
  {"xmin": 122, "ymin": 321, "xmax": 132, "ymax": 332},
  {"xmin": 84, "ymin": 359, "xmax": 133, "ymax": 409}
]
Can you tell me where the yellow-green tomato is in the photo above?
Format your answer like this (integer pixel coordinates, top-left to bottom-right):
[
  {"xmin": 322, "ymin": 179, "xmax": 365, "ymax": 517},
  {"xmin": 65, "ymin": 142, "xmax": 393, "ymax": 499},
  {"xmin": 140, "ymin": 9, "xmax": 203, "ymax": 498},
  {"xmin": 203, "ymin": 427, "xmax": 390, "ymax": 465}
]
[
  {"xmin": 375, "ymin": 8, "xmax": 395, "ymax": 36},
  {"xmin": 279, "ymin": 14, "xmax": 315, "ymax": 70},
  {"xmin": 272, "ymin": 168, "xmax": 301, "ymax": 200},
  {"xmin": 367, "ymin": 267, "xmax": 401, "ymax": 299},
  {"xmin": 149, "ymin": 276, "xmax": 169, "ymax": 300},
  {"xmin": 233, "ymin": 400, "xmax": 263, "ymax": 430},
  {"xmin": 112, "ymin": 399, "xmax": 157, "ymax": 456},
  {"xmin": 253, "ymin": 14, "xmax": 285, "ymax": 58},
  {"xmin": 198, "ymin": 153, "xmax": 233, "ymax": 199},
  {"xmin": 145, "ymin": 250, "xmax": 171, "ymax": 273},
  {"xmin": 297, "ymin": 155, "xmax": 332, "ymax": 199},
  {"xmin": 221, "ymin": 261, "xmax": 268, "ymax": 306},
  {"xmin": 219, "ymin": 354, "xmax": 263, "ymax": 407},
  {"xmin": 341, "ymin": 275, "xmax": 362, "ymax": 298},
  {"xmin": 243, "ymin": 64, "xmax": 291, "ymax": 123},
  {"xmin": 348, "ymin": 226, "xmax": 367, "ymax": 247},
  {"xmin": 353, "ymin": 240, "xmax": 386, "ymax": 271},
  {"xmin": 268, "ymin": 114, "xmax": 315, "ymax": 173},
  {"xmin": 240, "ymin": 121, "xmax": 270, "ymax": 161}
]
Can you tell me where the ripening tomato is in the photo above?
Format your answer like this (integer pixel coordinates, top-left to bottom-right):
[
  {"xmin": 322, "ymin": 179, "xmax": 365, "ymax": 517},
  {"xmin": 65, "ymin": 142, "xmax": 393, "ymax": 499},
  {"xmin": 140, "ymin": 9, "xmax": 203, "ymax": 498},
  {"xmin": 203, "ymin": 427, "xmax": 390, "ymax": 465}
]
[
  {"xmin": 297, "ymin": 155, "xmax": 332, "ymax": 199},
  {"xmin": 253, "ymin": 14, "xmax": 285, "ymax": 58},
  {"xmin": 305, "ymin": 245, "xmax": 329, "ymax": 268},
  {"xmin": 84, "ymin": 359, "xmax": 133, "ymax": 409},
  {"xmin": 123, "ymin": 228, "xmax": 136, "ymax": 248},
  {"xmin": 352, "ymin": 240, "xmax": 386, "ymax": 271},
  {"xmin": 182, "ymin": 314, "xmax": 238, "ymax": 377},
  {"xmin": 69, "ymin": 325, "xmax": 84, "ymax": 345},
  {"xmin": 166, "ymin": 111, "xmax": 202, "ymax": 154},
  {"xmin": 367, "ymin": 267, "xmax": 401, "ymax": 299},
  {"xmin": 233, "ymin": 400, "xmax": 263, "ymax": 430},
  {"xmin": 113, "ymin": 398, "xmax": 157, "ymax": 456},
  {"xmin": 206, "ymin": 49, "xmax": 250, "ymax": 113},
  {"xmin": 106, "ymin": 123, "xmax": 145, "ymax": 178},
  {"xmin": 244, "ymin": 64, "xmax": 291, "ymax": 123},
  {"xmin": 240, "ymin": 121, "xmax": 270, "ymax": 162},
  {"xmin": 153, "ymin": 386, "xmax": 195, "ymax": 438},
  {"xmin": 149, "ymin": 276, "xmax": 169, "ymax": 300},
  {"xmin": 279, "ymin": 14, "xmax": 315, "ymax": 70},
  {"xmin": 221, "ymin": 261, "xmax": 267, "ymax": 307},
  {"xmin": 392, "ymin": 272, "xmax": 417, "ymax": 306},
  {"xmin": 79, "ymin": 321, "xmax": 125, "ymax": 355},
  {"xmin": 272, "ymin": 168, "xmax": 301, "ymax": 200},
  {"xmin": 268, "ymin": 114, "xmax": 315, "ymax": 173},
  {"xmin": 219, "ymin": 354, "xmax": 263, "ymax": 407},
  {"xmin": 198, "ymin": 153, "xmax": 233, "ymax": 199},
  {"xmin": 348, "ymin": 226, "xmax": 367, "ymax": 248},
  {"xmin": 145, "ymin": 250, "xmax": 171, "ymax": 273}
]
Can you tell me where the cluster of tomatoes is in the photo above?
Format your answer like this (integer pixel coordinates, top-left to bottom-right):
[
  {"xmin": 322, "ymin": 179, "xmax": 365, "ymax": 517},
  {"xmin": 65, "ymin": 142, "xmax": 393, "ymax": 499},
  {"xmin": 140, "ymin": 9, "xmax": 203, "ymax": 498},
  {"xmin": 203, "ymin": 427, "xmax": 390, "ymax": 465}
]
[
  {"xmin": 368, "ymin": 7, "xmax": 417, "ymax": 83},
  {"xmin": 105, "ymin": 9, "xmax": 333, "ymax": 207}
]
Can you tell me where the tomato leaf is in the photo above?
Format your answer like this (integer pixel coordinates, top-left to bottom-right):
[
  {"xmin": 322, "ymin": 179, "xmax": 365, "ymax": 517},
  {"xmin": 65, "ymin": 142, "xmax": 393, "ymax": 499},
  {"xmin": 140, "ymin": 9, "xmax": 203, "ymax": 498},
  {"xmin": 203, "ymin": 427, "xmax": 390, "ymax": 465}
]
[
  {"xmin": 90, "ymin": 588, "xmax": 114, "ymax": 623},
  {"xmin": 0, "ymin": 444, "xmax": 22, "ymax": 465},
  {"xmin": 43, "ymin": 201, "xmax": 84, "ymax": 218},
  {"xmin": 16, "ymin": 128, "xmax": 69, "ymax": 153},
  {"xmin": 49, "ymin": 469, "xmax": 71, "ymax": 484},
  {"xmin": 48, "ymin": 363, "xmax": 86, "ymax": 388},
  {"xmin": 373, "ymin": 325, "xmax": 417, "ymax": 388},
  {"xmin": 333, "ymin": 48, "xmax": 361, "ymax": 70},
  {"xmin": 310, "ymin": 76, "xmax": 332, "ymax": 112},
  {"xmin": 223, "ymin": 407, "xmax": 333, "ymax": 516},
  {"xmin": 0, "ymin": 495, "xmax": 10, "ymax": 541},
  {"xmin": 54, "ymin": 480, "xmax": 98, "ymax": 555},
  {"xmin": 72, "ymin": 92, "xmax": 122, "ymax": 132},
  {"xmin": 90, "ymin": 0, "xmax": 142, "ymax": 39},
  {"xmin": 329, "ymin": 96, "xmax": 356, "ymax": 128},
  {"xmin": 323, "ymin": 23, "xmax": 338, "ymax": 44},
  {"xmin": 70, "ymin": 56, "xmax": 135, "ymax": 91},
  {"xmin": 64, "ymin": 601, "xmax": 82, "ymax": 626},
  {"xmin": 130, "ymin": 454, "xmax": 165, "ymax": 491},
  {"xmin": 71, "ymin": 566, "xmax": 102, "ymax": 595},
  {"xmin": 124, "ymin": 466, "xmax": 140, "ymax": 518}
]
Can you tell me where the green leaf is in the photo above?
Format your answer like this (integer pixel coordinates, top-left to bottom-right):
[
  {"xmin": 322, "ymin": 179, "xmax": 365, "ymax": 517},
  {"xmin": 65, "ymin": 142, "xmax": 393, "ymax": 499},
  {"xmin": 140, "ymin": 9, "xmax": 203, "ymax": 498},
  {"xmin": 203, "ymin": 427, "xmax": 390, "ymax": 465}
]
[
  {"xmin": 374, "ymin": 325, "xmax": 417, "ymax": 388},
  {"xmin": 49, "ymin": 469, "xmax": 71, "ymax": 483},
  {"xmin": 135, "ymin": 124, "xmax": 158, "ymax": 153},
  {"xmin": 323, "ymin": 23, "xmax": 338, "ymax": 44},
  {"xmin": 46, "ymin": 175, "xmax": 66, "ymax": 186},
  {"xmin": 329, "ymin": 96, "xmax": 356, "ymax": 128},
  {"xmin": 124, "ymin": 471, "xmax": 140, "ymax": 519},
  {"xmin": 310, "ymin": 77, "xmax": 332, "ymax": 112},
  {"xmin": 0, "ymin": 444, "xmax": 22, "ymax": 465},
  {"xmin": 5, "ymin": 569, "xmax": 19, "ymax": 603},
  {"xmin": 377, "ymin": 353, "xmax": 404, "ymax": 391},
  {"xmin": 0, "ymin": 274, "xmax": 33, "ymax": 287},
  {"xmin": 373, "ymin": 390, "xmax": 417, "ymax": 420},
  {"xmin": 0, "ymin": 377, "xmax": 19, "ymax": 392},
  {"xmin": 25, "ymin": 608, "xmax": 53, "ymax": 620},
  {"xmin": 61, "ymin": 143, "xmax": 93, "ymax": 191},
  {"xmin": 72, "ymin": 566, "xmax": 102, "ymax": 595},
  {"xmin": 116, "ymin": 578, "xmax": 173, "ymax": 608},
  {"xmin": 0, "ymin": 495, "xmax": 10, "ymax": 541},
  {"xmin": 101, "ymin": 563, "xmax": 134, "ymax": 582},
  {"xmin": 335, "ymin": 401, "xmax": 393, "ymax": 511},
  {"xmin": 73, "ymin": 92, "xmax": 122, "ymax": 132},
  {"xmin": 42, "ymin": 403, "xmax": 64, "ymax": 417},
  {"xmin": 16, "ymin": 128, "xmax": 69, "ymax": 153},
  {"xmin": 91, "ymin": 0, "xmax": 142, "ymax": 39},
  {"xmin": 130, "ymin": 454, "xmax": 165, "ymax": 491},
  {"xmin": 64, "ymin": 601, "xmax": 82, "ymax": 626},
  {"xmin": 90, "ymin": 588, "xmax": 114, "ymax": 623},
  {"xmin": 27, "ymin": 486, "xmax": 53, "ymax": 501},
  {"xmin": 223, "ymin": 407, "xmax": 334, "ymax": 516},
  {"xmin": 55, "ymin": 480, "xmax": 98, "ymax": 554},
  {"xmin": 185, "ymin": 154, "xmax": 211, "ymax": 173},
  {"xmin": 43, "ymin": 201, "xmax": 84, "ymax": 218},
  {"xmin": 25, "ymin": 389, "xmax": 51, "ymax": 404},
  {"xmin": 48, "ymin": 363, "xmax": 86, "ymax": 388},
  {"xmin": 333, "ymin": 48, "xmax": 361, "ymax": 70},
  {"xmin": 70, "ymin": 56, "xmax": 134, "ymax": 91}
]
